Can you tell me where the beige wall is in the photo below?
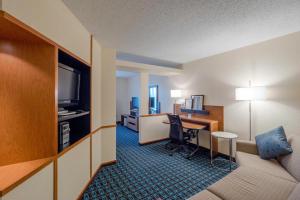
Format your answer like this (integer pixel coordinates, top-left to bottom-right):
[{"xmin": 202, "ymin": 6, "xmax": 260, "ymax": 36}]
[
  {"xmin": 101, "ymin": 48, "xmax": 116, "ymax": 125},
  {"xmin": 1, "ymin": 0, "xmax": 91, "ymax": 63},
  {"xmin": 101, "ymin": 127, "xmax": 116, "ymax": 163},
  {"xmin": 101, "ymin": 48, "xmax": 117, "ymax": 163},
  {"xmin": 139, "ymin": 72, "xmax": 149, "ymax": 115},
  {"xmin": 57, "ymin": 138, "xmax": 90, "ymax": 200},
  {"xmin": 92, "ymin": 130, "xmax": 102, "ymax": 174},
  {"xmin": 92, "ymin": 38, "xmax": 102, "ymax": 130},
  {"xmin": 139, "ymin": 115, "xmax": 169, "ymax": 144},
  {"xmin": 165, "ymin": 31, "xmax": 300, "ymax": 141},
  {"xmin": 116, "ymin": 78, "xmax": 130, "ymax": 121}
]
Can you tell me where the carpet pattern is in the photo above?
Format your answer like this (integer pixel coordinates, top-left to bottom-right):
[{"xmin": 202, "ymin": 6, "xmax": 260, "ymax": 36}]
[{"xmin": 82, "ymin": 125, "xmax": 236, "ymax": 200}]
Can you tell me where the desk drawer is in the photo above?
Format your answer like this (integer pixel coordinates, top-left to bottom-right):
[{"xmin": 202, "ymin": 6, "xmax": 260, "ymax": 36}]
[
  {"xmin": 127, "ymin": 122, "xmax": 138, "ymax": 132},
  {"xmin": 127, "ymin": 116, "xmax": 138, "ymax": 124}
]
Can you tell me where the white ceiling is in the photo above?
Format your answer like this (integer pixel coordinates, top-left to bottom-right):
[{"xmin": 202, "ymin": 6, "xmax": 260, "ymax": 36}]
[{"xmin": 63, "ymin": 0, "xmax": 300, "ymax": 63}]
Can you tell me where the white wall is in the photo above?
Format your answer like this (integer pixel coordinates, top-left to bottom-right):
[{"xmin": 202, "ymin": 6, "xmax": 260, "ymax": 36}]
[
  {"xmin": 161, "ymin": 31, "xmax": 300, "ymax": 141},
  {"xmin": 128, "ymin": 75, "xmax": 140, "ymax": 99},
  {"xmin": 1, "ymin": 0, "xmax": 91, "ymax": 63},
  {"xmin": 116, "ymin": 78, "xmax": 130, "ymax": 121}
]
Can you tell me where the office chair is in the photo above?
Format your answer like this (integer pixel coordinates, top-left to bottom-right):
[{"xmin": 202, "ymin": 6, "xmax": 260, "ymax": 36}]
[{"xmin": 165, "ymin": 114, "xmax": 192, "ymax": 156}]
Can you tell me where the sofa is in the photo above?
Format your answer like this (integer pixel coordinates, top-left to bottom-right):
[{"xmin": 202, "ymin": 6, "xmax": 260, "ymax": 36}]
[{"xmin": 189, "ymin": 136, "xmax": 300, "ymax": 200}]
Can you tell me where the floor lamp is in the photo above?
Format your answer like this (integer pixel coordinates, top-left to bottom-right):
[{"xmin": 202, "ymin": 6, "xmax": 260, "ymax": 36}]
[
  {"xmin": 170, "ymin": 89, "xmax": 182, "ymax": 114},
  {"xmin": 235, "ymin": 82, "xmax": 266, "ymax": 140}
]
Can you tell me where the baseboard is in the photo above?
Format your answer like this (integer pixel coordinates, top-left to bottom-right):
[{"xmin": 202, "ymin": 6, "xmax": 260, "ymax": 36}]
[
  {"xmin": 77, "ymin": 160, "xmax": 117, "ymax": 200},
  {"xmin": 139, "ymin": 138, "xmax": 169, "ymax": 146}
]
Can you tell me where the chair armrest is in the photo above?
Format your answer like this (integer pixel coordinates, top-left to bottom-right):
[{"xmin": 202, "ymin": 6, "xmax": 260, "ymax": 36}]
[{"xmin": 237, "ymin": 140, "xmax": 258, "ymax": 155}]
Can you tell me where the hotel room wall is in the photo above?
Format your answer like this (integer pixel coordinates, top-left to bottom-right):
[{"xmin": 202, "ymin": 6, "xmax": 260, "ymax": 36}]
[
  {"xmin": 1, "ymin": 0, "xmax": 91, "ymax": 63},
  {"xmin": 116, "ymin": 78, "xmax": 130, "ymax": 121},
  {"xmin": 128, "ymin": 74, "xmax": 141, "ymax": 99},
  {"xmin": 164, "ymin": 31, "xmax": 300, "ymax": 153}
]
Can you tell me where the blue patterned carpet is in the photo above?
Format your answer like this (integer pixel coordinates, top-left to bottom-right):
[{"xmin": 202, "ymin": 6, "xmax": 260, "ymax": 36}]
[{"xmin": 83, "ymin": 125, "xmax": 236, "ymax": 200}]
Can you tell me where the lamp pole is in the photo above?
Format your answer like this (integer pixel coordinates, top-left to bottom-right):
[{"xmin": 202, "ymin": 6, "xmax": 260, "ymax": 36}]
[{"xmin": 249, "ymin": 80, "xmax": 252, "ymax": 141}]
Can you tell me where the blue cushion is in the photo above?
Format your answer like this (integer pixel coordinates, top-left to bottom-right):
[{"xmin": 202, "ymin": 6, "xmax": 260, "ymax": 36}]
[{"xmin": 255, "ymin": 126, "xmax": 293, "ymax": 160}]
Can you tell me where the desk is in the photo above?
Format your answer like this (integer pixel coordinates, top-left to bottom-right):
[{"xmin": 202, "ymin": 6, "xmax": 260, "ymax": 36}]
[
  {"xmin": 164, "ymin": 115, "xmax": 220, "ymax": 156},
  {"xmin": 163, "ymin": 120, "xmax": 205, "ymax": 158},
  {"xmin": 162, "ymin": 120, "xmax": 206, "ymax": 130}
]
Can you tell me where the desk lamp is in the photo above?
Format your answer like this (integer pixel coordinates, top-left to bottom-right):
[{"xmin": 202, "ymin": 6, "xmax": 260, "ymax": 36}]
[{"xmin": 170, "ymin": 89, "xmax": 182, "ymax": 114}]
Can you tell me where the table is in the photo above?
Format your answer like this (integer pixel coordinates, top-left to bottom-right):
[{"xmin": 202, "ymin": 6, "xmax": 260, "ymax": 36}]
[
  {"xmin": 162, "ymin": 120, "xmax": 206, "ymax": 158},
  {"xmin": 211, "ymin": 131, "xmax": 238, "ymax": 171}
]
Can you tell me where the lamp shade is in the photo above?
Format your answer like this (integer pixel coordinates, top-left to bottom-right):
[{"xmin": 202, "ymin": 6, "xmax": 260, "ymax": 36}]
[
  {"xmin": 235, "ymin": 87, "xmax": 266, "ymax": 100},
  {"xmin": 170, "ymin": 90, "xmax": 182, "ymax": 98}
]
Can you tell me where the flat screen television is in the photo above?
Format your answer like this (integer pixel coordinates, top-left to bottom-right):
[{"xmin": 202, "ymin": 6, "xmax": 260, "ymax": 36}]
[
  {"xmin": 131, "ymin": 97, "xmax": 139, "ymax": 109},
  {"xmin": 58, "ymin": 63, "xmax": 81, "ymax": 107}
]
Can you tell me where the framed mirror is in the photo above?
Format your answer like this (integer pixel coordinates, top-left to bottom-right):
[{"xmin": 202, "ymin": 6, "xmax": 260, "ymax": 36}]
[{"xmin": 191, "ymin": 95, "xmax": 204, "ymax": 110}]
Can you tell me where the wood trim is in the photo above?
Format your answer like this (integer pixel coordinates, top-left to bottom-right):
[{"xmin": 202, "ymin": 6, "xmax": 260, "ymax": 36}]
[
  {"xmin": 76, "ymin": 160, "xmax": 117, "ymax": 200},
  {"xmin": 54, "ymin": 47, "xmax": 59, "ymax": 155},
  {"xmin": 139, "ymin": 138, "xmax": 169, "ymax": 146},
  {"xmin": 0, "ymin": 158, "xmax": 53, "ymax": 197},
  {"xmin": 90, "ymin": 136, "xmax": 93, "ymax": 178},
  {"xmin": 53, "ymin": 159, "xmax": 58, "ymax": 200},
  {"xmin": 91, "ymin": 124, "xmax": 117, "ymax": 135},
  {"xmin": 100, "ymin": 124, "xmax": 117, "ymax": 129},
  {"xmin": 140, "ymin": 113, "xmax": 169, "ymax": 117},
  {"xmin": 91, "ymin": 126, "xmax": 102, "ymax": 134},
  {"xmin": 90, "ymin": 35, "xmax": 93, "ymax": 178}
]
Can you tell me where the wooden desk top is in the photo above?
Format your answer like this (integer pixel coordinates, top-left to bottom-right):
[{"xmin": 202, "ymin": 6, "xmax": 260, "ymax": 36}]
[
  {"xmin": 0, "ymin": 157, "xmax": 53, "ymax": 197},
  {"xmin": 163, "ymin": 120, "xmax": 206, "ymax": 130},
  {"xmin": 180, "ymin": 115, "xmax": 218, "ymax": 124}
]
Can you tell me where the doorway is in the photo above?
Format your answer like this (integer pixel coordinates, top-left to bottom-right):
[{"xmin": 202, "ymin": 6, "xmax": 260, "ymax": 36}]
[{"xmin": 149, "ymin": 85, "xmax": 160, "ymax": 114}]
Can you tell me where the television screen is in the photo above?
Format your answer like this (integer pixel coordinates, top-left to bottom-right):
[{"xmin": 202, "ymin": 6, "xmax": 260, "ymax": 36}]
[
  {"xmin": 131, "ymin": 97, "xmax": 139, "ymax": 109},
  {"xmin": 150, "ymin": 97, "xmax": 155, "ymax": 108},
  {"xmin": 58, "ymin": 63, "xmax": 80, "ymax": 106}
]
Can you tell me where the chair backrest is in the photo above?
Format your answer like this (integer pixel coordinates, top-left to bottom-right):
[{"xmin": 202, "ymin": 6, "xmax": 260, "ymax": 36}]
[{"xmin": 167, "ymin": 114, "xmax": 184, "ymax": 142}]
